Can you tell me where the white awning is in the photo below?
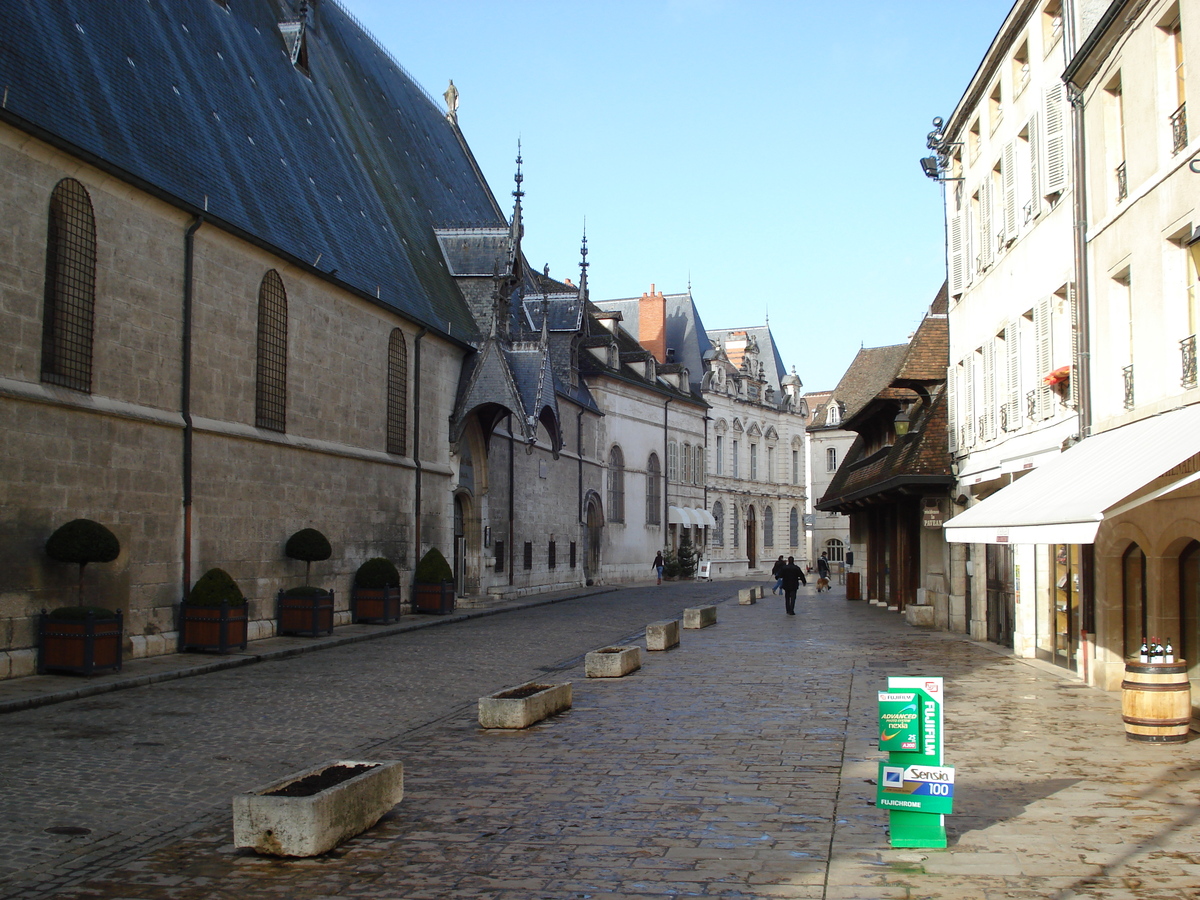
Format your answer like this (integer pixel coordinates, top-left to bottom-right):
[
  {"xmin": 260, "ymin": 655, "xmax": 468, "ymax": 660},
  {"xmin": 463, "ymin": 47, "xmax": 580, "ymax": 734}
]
[
  {"xmin": 692, "ymin": 507, "xmax": 717, "ymax": 528},
  {"xmin": 944, "ymin": 404, "xmax": 1200, "ymax": 545},
  {"xmin": 668, "ymin": 506, "xmax": 694, "ymax": 526}
]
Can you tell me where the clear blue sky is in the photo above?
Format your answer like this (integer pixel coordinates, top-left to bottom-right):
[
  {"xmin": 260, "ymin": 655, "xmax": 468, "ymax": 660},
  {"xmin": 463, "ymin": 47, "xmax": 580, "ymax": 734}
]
[{"xmin": 344, "ymin": 1, "xmax": 1011, "ymax": 391}]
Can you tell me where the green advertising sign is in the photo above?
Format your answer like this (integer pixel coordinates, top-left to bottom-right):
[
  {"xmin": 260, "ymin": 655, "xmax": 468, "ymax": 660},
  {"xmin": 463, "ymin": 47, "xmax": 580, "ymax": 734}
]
[{"xmin": 878, "ymin": 676, "xmax": 949, "ymax": 848}]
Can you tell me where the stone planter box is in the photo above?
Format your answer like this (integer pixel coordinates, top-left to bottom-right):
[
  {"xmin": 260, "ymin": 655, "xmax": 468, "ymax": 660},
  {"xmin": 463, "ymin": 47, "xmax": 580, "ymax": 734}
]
[
  {"xmin": 478, "ymin": 681, "xmax": 572, "ymax": 729},
  {"xmin": 905, "ymin": 604, "xmax": 935, "ymax": 628},
  {"xmin": 38, "ymin": 610, "xmax": 123, "ymax": 675},
  {"xmin": 350, "ymin": 586, "xmax": 403, "ymax": 624},
  {"xmin": 277, "ymin": 589, "xmax": 335, "ymax": 637},
  {"xmin": 738, "ymin": 588, "xmax": 756, "ymax": 605},
  {"xmin": 585, "ymin": 645, "xmax": 642, "ymax": 678},
  {"xmin": 683, "ymin": 605, "xmax": 717, "ymax": 629},
  {"xmin": 233, "ymin": 758, "xmax": 404, "ymax": 857},
  {"xmin": 179, "ymin": 601, "xmax": 247, "ymax": 653},
  {"xmin": 646, "ymin": 619, "xmax": 680, "ymax": 651}
]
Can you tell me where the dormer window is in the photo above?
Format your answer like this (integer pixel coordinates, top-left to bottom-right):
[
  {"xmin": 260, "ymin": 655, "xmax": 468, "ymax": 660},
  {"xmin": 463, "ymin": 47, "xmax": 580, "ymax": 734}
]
[{"xmin": 827, "ymin": 403, "xmax": 841, "ymax": 426}]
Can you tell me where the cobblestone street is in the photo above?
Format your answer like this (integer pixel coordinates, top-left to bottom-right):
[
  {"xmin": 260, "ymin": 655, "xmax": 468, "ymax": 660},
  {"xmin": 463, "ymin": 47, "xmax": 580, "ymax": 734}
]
[{"xmin": 3, "ymin": 581, "xmax": 1200, "ymax": 899}]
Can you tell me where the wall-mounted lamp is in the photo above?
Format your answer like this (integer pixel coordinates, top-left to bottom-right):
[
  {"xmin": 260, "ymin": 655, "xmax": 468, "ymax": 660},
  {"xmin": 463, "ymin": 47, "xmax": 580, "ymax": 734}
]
[
  {"xmin": 894, "ymin": 408, "xmax": 911, "ymax": 437},
  {"xmin": 920, "ymin": 116, "xmax": 964, "ymax": 182}
]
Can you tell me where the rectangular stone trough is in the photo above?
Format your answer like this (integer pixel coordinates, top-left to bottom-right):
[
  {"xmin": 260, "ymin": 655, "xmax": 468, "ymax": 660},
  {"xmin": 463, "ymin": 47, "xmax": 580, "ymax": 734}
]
[
  {"xmin": 478, "ymin": 681, "xmax": 572, "ymax": 729},
  {"xmin": 232, "ymin": 759, "xmax": 403, "ymax": 857},
  {"xmin": 683, "ymin": 604, "xmax": 717, "ymax": 629},
  {"xmin": 738, "ymin": 588, "xmax": 756, "ymax": 605},
  {"xmin": 646, "ymin": 618, "xmax": 680, "ymax": 651},
  {"xmin": 585, "ymin": 645, "xmax": 642, "ymax": 677}
]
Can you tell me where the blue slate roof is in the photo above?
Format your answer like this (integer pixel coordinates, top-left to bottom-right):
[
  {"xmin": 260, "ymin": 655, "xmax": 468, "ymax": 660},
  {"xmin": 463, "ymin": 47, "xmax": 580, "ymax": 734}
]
[{"xmin": 0, "ymin": 0, "xmax": 505, "ymax": 339}]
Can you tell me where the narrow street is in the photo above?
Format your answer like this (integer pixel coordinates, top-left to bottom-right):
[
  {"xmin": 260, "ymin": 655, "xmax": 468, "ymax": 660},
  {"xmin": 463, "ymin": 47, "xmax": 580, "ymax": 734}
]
[{"xmin": 2, "ymin": 581, "xmax": 1198, "ymax": 899}]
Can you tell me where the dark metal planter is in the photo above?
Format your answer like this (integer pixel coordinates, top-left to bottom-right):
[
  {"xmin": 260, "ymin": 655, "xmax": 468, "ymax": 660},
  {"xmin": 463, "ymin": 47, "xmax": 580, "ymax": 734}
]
[
  {"xmin": 38, "ymin": 609, "xmax": 123, "ymax": 675},
  {"xmin": 179, "ymin": 600, "xmax": 248, "ymax": 653},
  {"xmin": 350, "ymin": 586, "xmax": 403, "ymax": 623},
  {"xmin": 276, "ymin": 589, "xmax": 335, "ymax": 636},
  {"xmin": 412, "ymin": 581, "xmax": 454, "ymax": 615}
]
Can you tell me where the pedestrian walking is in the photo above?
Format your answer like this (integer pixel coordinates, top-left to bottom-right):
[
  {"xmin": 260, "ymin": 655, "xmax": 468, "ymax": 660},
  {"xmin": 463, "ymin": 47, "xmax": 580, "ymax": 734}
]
[
  {"xmin": 653, "ymin": 551, "xmax": 665, "ymax": 585},
  {"xmin": 817, "ymin": 552, "xmax": 831, "ymax": 592},
  {"xmin": 771, "ymin": 555, "xmax": 786, "ymax": 594},
  {"xmin": 780, "ymin": 555, "xmax": 806, "ymax": 615}
]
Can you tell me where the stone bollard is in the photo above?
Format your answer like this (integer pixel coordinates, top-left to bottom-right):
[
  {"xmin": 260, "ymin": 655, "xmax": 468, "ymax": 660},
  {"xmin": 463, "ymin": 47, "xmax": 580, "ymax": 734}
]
[
  {"xmin": 683, "ymin": 605, "xmax": 717, "ymax": 629},
  {"xmin": 738, "ymin": 588, "xmax": 756, "ymax": 605},
  {"xmin": 646, "ymin": 619, "xmax": 680, "ymax": 651}
]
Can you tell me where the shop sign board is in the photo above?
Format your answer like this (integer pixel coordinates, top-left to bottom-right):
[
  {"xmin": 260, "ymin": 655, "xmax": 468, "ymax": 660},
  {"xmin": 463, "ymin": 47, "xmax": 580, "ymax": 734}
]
[{"xmin": 876, "ymin": 762, "xmax": 955, "ymax": 815}]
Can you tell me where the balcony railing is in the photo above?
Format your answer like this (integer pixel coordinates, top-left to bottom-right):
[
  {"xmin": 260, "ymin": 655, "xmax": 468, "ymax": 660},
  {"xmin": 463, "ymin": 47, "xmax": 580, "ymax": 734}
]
[
  {"xmin": 1182, "ymin": 334, "xmax": 1198, "ymax": 389},
  {"xmin": 1123, "ymin": 364, "xmax": 1135, "ymax": 410},
  {"xmin": 1116, "ymin": 161, "xmax": 1128, "ymax": 201},
  {"xmin": 1171, "ymin": 102, "xmax": 1188, "ymax": 155},
  {"xmin": 1027, "ymin": 389, "xmax": 1037, "ymax": 421}
]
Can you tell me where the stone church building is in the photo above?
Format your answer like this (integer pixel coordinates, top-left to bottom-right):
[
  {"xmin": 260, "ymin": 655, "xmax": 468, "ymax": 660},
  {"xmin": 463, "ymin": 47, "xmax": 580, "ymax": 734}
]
[{"xmin": 0, "ymin": 0, "xmax": 708, "ymax": 678}]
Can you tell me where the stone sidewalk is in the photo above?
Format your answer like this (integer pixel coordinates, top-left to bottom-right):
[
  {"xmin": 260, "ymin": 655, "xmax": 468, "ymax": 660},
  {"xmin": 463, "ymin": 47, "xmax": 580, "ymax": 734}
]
[{"xmin": 11, "ymin": 585, "xmax": 1200, "ymax": 900}]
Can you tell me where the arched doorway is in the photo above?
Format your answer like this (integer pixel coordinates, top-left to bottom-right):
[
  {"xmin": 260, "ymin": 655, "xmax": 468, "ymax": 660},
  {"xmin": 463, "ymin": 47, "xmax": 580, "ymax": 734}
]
[
  {"xmin": 584, "ymin": 493, "xmax": 603, "ymax": 583},
  {"xmin": 745, "ymin": 505, "xmax": 757, "ymax": 569}
]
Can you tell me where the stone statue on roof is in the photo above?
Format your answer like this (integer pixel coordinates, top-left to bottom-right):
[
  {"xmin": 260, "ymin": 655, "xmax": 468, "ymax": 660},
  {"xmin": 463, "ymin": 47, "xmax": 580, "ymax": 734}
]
[{"xmin": 444, "ymin": 80, "xmax": 459, "ymax": 121}]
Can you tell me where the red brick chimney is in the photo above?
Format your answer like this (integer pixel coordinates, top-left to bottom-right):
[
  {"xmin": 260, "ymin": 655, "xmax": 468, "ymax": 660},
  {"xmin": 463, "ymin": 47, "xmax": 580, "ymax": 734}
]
[{"xmin": 639, "ymin": 283, "xmax": 667, "ymax": 363}]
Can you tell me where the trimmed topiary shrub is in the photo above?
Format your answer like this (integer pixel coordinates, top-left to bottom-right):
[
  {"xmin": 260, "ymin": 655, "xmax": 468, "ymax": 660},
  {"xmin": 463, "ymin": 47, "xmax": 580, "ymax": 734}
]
[
  {"xmin": 187, "ymin": 568, "xmax": 246, "ymax": 607},
  {"xmin": 47, "ymin": 605, "xmax": 117, "ymax": 620},
  {"xmin": 284, "ymin": 528, "xmax": 332, "ymax": 586},
  {"xmin": 354, "ymin": 557, "xmax": 400, "ymax": 589},
  {"xmin": 45, "ymin": 518, "xmax": 121, "ymax": 607},
  {"xmin": 414, "ymin": 548, "xmax": 452, "ymax": 584}
]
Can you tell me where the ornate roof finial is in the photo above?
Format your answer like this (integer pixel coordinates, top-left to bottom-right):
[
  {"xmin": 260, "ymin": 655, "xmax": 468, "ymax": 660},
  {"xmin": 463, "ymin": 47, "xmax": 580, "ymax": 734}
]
[
  {"xmin": 507, "ymin": 140, "xmax": 524, "ymax": 277},
  {"xmin": 578, "ymin": 219, "xmax": 589, "ymax": 300}
]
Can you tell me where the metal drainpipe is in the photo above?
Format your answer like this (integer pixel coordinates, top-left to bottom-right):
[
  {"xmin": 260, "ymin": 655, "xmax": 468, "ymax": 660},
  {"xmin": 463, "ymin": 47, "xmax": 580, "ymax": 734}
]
[
  {"xmin": 181, "ymin": 214, "xmax": 203, "ymax": 599},
  {"xmin": 508, "ymin": 413, "xmax": 515, "ymax": 585},
  {"xmin": 663, "ymin": 398, "xmax": 672, "ymax": 540},
  {"xmin": 577, "ymin": 408, "xmax": 585, "ymax": 524},
  {"xmin": 1067, "ymin": 89, "xmax": 1091, "ymax": 440},
  {"xmin": 412, "ymin": 327, "xmax": 427, "ymax": 563}
]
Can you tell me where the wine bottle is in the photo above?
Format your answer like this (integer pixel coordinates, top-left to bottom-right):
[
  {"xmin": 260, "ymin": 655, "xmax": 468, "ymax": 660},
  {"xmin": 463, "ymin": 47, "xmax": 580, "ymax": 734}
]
[
  {"xmin": 1165, "ymin": 638, "xmax": 1175, "ymax": 664},
  {"xmin": 1140, "ymin": 637, "xmax": 1149, "ymax": 663}
]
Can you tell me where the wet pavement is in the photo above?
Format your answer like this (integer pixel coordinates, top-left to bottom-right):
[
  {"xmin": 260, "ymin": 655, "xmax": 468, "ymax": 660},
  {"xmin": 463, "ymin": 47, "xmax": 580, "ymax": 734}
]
[{"xmin": 2, "ymin": 580, "xmax": 1199, "ymax": 899}]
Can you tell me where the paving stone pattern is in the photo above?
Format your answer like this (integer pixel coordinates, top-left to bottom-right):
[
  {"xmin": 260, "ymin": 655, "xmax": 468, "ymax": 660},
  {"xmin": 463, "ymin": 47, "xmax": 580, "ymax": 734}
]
[{"xmin": 3, "ymin": 582, "xmax": 1200, "ymax": 899}]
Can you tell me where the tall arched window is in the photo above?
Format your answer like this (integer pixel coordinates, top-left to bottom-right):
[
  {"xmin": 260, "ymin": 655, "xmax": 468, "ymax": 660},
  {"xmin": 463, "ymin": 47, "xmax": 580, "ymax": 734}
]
[
  {"xmin": 1181, "ymin": 542, "xmax": 1200, "ymax": 692},
  {"xmin": 41, "ymin": 178, "xmax": 97, "ymax": 392},
  {"xmin": 825, "ymin": 538, "xmax": 844, "ymax": 562},
  {"xmin": 789, "ymin": 507, "xmax": 799, "ymax": 547},
  {"xmin": 1124, "ymin": 544, "xmax": 1147, "ymax": 660},
  {"xmin": 826, "ymin": 447, "xmax": 838, "ymax": 472},
  {"xmin": 607, "ymin": 445, "xmax": 625, "ymax": 523},
  {"xmin": 255, "ymin": 270, "xmax": 288, "ymax": 432},
  {"xmin": 732, "ymin": 505, "xmax": 740, "ymax": 548},
  {"xmin": 763, "ymin": 506, "xmax": 774, "ymax": 547},
  {"xmin": 387, "ymin": 328, "xmax": 408, "ymax": 455},
  {"xmin": 646, "ymin": 453, "xmax": 661, "ymax": 525},
  {"xmin": 712, "ymin": 501, "xmax": 724, "ymax": 546},
  {"xmin": 667, "ymin": 440, "xmax": 679, "ymax": 482}
]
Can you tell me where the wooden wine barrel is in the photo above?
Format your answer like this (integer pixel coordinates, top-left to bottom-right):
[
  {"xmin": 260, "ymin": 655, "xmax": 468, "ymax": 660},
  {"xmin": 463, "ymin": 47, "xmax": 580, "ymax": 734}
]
[{"xmin": 1121, "ymin": 660, "xmax": 1192, "ymax": 743}]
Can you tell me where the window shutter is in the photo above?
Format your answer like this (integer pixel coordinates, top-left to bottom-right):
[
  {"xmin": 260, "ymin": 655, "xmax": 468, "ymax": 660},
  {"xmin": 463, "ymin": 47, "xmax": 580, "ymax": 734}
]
[
  {"xmin": 1068, "ymin": 284, "xmax": 1080, "ymax": 410},
  {"xmin": 1027, "ymin": 112, "xmax": 1041, "ymax": 219},
  {"xmin": 1005, "ymin": 320, "xmax": 1021, "ymax": 429},
  {"xmin": 949, "ymin": 214, "xmax": 965, "ymax": 296},
  {"xmin": 964, "ymin": 356, "xmax": 976, "ymax": 447},
  {"xmin": 1003, "ymin": 142, "xmax": 1018, "ymax": 241},
  {"xmin": 982, "ymin": 341, "xmax": 996, "ymax": 441},
  {"xmin": 1044, "ymin": 84, "xmax": 1067, "ymax": 196},
  {"xmin": 979, "ymin": 180, "xmax": 994, "ymax": 271},
  {"xmin": 1034, "ymin": 297, "xmax": 1053, "ymax": 419},
  {"xmin": 947, "ymin": 365, "xmax": 959, "ymax": 453}
]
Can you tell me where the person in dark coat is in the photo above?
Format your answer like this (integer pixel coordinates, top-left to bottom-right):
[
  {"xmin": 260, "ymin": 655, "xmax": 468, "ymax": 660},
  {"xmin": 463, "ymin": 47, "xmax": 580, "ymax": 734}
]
[
  {"xmin": 653, "ymin": 551, "xmax": 665, "ymax": 584},
  {"xmin": 779, "ymin": 555, "xmax": 807, "ymax": 615},
  {"xmin": 771, "ymin": 555, "xmax": 786, "ymax": 594}
]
